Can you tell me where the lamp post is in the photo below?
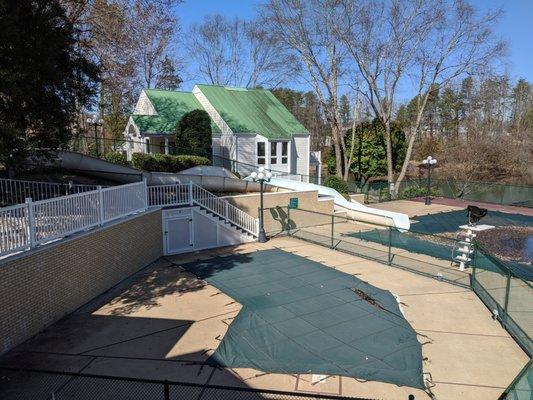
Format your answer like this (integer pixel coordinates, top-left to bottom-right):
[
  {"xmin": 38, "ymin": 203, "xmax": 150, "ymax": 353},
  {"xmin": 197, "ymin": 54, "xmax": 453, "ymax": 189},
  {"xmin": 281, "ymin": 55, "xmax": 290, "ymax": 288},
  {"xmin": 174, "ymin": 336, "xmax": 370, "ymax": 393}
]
[
  {"xmin": 422, "ymin": 156, "xmax": 437, "ymax": 205},
  {"xmin": 87, "ymin": 115, "xmax": 103, "ymax": 158},
  {"xmin": 250, "ymin": 167, "xmax": 272, "ymax": 243}
]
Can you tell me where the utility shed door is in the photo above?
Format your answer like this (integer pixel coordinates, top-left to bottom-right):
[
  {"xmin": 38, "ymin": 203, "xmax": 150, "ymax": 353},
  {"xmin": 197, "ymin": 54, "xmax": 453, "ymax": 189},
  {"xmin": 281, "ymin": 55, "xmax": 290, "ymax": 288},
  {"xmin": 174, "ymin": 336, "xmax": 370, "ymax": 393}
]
[{"xmin": 163, "ymin": 209, "xmax": 193, "ymax": 254}]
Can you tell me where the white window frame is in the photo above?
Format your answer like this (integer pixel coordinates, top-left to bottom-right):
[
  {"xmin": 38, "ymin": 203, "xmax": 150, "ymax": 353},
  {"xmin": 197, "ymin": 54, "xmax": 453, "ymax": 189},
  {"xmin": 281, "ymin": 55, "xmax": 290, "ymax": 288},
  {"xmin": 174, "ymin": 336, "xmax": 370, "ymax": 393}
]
[
  {"xmin": 281, "ymin": 142, "xmax": 288, "ymax": 165},
  {"xmin": 270, "ymin": 141, "xmax": 278, "ymax": 165},
  {"xmin": 257, "ymin": 141, "xmax": 266, "ymax": 165}
]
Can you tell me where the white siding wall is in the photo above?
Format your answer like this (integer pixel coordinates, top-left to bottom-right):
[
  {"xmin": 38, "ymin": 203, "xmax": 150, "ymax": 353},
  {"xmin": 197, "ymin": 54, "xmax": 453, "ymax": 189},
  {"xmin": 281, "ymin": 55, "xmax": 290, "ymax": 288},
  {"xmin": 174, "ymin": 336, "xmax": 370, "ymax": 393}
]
[
  {"xmin": 292, "ymin": 135, "xmax": 310, "ymax": 177},
  {"xmin": 134, "ymin": 91, "xmax": 156, "ymax": 115},
  {"xmin": 235, "ymin": 135, "xmax": 257, "ymax": 176}
]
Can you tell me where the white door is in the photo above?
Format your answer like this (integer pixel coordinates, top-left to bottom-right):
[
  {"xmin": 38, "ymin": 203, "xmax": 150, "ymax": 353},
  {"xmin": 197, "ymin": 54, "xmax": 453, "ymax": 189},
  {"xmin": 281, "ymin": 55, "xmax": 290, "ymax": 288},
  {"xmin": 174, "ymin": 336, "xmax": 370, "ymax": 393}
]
[{"xmin": 164, "ymin": 217, "xmax": 192, "ymax": 254}]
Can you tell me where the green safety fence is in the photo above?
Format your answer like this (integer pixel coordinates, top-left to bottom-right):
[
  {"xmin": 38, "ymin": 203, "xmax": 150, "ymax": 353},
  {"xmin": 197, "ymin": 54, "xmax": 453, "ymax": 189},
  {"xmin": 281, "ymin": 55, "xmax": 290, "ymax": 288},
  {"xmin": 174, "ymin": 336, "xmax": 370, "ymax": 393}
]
[
  {"xmin": 498, "ymin": 358, "xmax": 533, "ymax": 400},
  {"xmin": 346, "ymin": 178, "xmax": 533, "ymax": 207},
  {"xmin": 263, "ymin": 206, "xmax": 533, "ymax": 358},
  {"xmin": 70, "ymin": 137, "xmax": 532, "ymax": 207}
]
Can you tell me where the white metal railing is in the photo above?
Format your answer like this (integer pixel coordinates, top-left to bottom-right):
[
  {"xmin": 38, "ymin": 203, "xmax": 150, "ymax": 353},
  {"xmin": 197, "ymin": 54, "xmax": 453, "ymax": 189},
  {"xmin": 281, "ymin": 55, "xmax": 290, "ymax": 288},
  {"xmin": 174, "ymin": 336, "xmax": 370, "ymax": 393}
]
[
  {"xmin": 101, "ymin": 182, "xmax": 147, "ymax": 223},
  {"xmin": 0, "ymin": 178, "xmax": 103, "ymax": 206},
  {"xmin": 147, "ymin": 184, "xmax": 190, "ymax": 207},
  {"xmin": 0, "ymin": 203, "xmax": 30, "ymax": 255},
  {"xmin": 148, "ymin": 182, "xmax": 258, "ymax": 236},
  {"xmin": 0, "ymin": 181, "xmax": 147, "ymax": 256}
]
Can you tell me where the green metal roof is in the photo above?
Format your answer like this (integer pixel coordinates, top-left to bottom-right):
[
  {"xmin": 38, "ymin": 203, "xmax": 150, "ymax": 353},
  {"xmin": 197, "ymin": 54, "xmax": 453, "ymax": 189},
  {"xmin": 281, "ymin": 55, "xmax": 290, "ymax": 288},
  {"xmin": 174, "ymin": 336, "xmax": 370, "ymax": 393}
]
[
  {"xmin": 132, "ymin": 89, "xmax": 220, "ymax": 134},
  {"xmin": 196, "ymin": 85, "xmax": 308, "ymax": 139}
]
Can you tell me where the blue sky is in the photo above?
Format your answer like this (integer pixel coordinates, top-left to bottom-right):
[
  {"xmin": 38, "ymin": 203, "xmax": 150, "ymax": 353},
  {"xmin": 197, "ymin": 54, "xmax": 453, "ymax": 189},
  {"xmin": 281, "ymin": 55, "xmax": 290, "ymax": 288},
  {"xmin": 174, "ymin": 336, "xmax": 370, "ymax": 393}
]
[{"xmin": 176, "ymin": 0, "xmax": 533, "ymax": 92}]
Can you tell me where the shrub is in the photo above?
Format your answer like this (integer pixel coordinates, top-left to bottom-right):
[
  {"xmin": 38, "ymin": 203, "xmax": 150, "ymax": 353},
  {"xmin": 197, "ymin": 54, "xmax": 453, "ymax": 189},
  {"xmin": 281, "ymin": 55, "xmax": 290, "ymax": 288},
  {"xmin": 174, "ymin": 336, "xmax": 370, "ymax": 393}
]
[
  {"xmin": 399, "ymin": 185, "xmax": 440, "ymax": 199},
  {"xmin": 103, "ymin": 152, "xmax": 130, "ymax": 167},
  {"xmin": 131, "ymin": 152, "xmax": 210, "ymax": 172},
  {"xmin": 324, "ymin": 176, "xmax": 349, "ymax": 194}
]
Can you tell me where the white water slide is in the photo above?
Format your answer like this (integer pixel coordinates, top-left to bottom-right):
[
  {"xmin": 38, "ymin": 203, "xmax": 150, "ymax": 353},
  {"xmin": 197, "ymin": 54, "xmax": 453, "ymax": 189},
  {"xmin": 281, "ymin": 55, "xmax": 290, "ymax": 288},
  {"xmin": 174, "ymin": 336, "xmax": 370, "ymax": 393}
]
[{"xmin": 264, "ymin": 177, "xmax": 410, "ymax": 231}]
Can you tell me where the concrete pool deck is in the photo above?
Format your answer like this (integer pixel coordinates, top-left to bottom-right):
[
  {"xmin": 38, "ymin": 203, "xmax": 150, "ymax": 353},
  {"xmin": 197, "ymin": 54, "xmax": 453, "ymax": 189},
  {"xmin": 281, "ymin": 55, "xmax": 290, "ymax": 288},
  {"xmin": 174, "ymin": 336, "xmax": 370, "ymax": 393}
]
[{"xmin": 0, "ymin": 235, "xmax": 527, "ymax": 400}]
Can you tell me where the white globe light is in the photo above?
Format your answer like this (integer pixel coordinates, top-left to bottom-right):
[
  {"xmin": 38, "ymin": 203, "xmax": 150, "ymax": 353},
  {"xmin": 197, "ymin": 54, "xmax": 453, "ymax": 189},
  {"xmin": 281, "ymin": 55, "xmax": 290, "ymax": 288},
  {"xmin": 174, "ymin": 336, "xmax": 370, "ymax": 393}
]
[
  {"xmin": 258, "ymin": 167, "xmax": 265, "ymax": 173},
  {"xmin": 427, "ymin": 156, "xmax": 432, "ymax": 161},
  {"xmin": 431, "ymin": 159, "xmax": 437, "ymax": 165},
  {"xmin": 257, "ymin": 172, "xmax": 265, "ymax": 180},
  {"xmin": 265, "ymin": 171, "xmax": 272, "ymax": 179},
  {"xmin": 422, "ymin": 159, "xmax": 428, "ymax": 164},
  {"xmin": 250, "ymin": 172, "xmax": 257, "ymax": 179}
]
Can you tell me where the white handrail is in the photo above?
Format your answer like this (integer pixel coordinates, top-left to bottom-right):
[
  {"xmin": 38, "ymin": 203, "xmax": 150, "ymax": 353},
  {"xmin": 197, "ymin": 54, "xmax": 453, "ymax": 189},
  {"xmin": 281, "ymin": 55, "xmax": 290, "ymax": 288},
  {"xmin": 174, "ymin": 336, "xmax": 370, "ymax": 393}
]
[
  {"xmin": 0, "ymin": 177, "xmax": 103, "ymax": 206},
  {"xmin": 0, "ymin": 181, "xmax": 148, "ymax": 256},
  {"xmin": 148, "ymin": 183, "xmax": 258, "ymax": 237},
  {"xmin": 191, "ymin": 184, "xmax": 258, "ymax": 236}
]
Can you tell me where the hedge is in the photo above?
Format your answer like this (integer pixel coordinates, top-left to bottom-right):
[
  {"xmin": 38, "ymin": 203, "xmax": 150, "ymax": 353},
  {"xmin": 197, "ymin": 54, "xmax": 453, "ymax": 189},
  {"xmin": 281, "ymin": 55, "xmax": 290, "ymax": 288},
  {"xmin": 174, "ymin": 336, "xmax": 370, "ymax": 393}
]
[
  {"xmin": 131, "ymin": 153, "xmax": 210, "ymax": 172},
  {"xmin": 103, "ymin": 152, "xmax": 130, "ymax": 167},
  {"xmin": 324, "ymin": 176, "xmax": 349, "ymax": 194},
  {"xmin": 399, "ymin": 185, "xmax": 440, "ymax": 199}
]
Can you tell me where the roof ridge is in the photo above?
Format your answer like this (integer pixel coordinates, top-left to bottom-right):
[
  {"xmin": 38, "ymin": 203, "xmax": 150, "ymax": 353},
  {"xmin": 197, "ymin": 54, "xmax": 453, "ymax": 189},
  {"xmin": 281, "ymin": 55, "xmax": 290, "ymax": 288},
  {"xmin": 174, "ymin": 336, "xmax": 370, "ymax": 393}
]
[{"xmin": 144, "ymin": 88, "xmax": 192, "ymax": 94}]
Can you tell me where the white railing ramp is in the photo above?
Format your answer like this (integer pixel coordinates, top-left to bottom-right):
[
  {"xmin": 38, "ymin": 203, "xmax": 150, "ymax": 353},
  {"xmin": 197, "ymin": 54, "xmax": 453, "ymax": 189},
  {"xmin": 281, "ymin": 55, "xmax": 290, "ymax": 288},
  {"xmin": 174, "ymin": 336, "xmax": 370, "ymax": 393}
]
[
  {"xmin": 1, "ymin": 180, "xmax": 258, "ymax": 257},
  {"xmin": 1, "ymin": 181, "xmax": 147, "ymax": 256}
]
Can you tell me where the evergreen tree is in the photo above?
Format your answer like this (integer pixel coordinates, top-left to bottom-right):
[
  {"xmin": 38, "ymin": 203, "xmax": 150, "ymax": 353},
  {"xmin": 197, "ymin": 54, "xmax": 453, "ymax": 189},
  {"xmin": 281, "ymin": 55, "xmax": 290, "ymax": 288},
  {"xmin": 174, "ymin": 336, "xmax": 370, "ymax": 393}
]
[
  {"xmin": 326, "ymin": 119, "xmax": 406, "ymax": 181},
  {"xmin": 175, "ymin": 110, "xmax": 212, "ymax": 157},
  {"xmin": 155, "ymin": 56, "xmax": 183, "ymax": 91},
  {"xmin": 0, "ymin": 0, "xmax": 98, "ymax": 169},
  {"xmin": 339, "ymin": 94, "xmax": 351, "ymax": 125}
]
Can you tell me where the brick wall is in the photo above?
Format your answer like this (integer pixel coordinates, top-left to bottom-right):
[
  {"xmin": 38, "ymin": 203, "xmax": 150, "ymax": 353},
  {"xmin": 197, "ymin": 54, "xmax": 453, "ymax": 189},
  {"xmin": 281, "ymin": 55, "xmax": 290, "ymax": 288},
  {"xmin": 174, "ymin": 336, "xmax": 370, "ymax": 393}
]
[
  {"xmin": 223, "ymin": 190, "xmax": 334, "ymax": 233},
  {"xmin": 0, "ymin": 209, "xmax": 162, "ymax": 355}
]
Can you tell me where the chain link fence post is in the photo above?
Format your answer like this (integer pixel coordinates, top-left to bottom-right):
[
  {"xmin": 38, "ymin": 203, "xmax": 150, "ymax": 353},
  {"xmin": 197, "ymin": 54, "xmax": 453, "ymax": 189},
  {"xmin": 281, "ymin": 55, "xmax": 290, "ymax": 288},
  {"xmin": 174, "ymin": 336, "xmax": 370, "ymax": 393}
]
[
  {"xmin": 164, "ymin": 380, "xmax": 170, "ymax": 400},
  {"xmin": 503, "ymin": 271, "xmax": 512, "ymax": 325},
  {"xmin": 287, "ymin": 206, "xmax": 291, "ymax": 235},
  {"xmin": 331, "ymin": 214, "xmax": 334, "ymax": 249},
  {"xmin": 387, "ymin": 227, "xmax": 392, "ymax": 265},
  {"xmin": 470, "ymin": 246, "xmax": 477, "ymax": 290}
]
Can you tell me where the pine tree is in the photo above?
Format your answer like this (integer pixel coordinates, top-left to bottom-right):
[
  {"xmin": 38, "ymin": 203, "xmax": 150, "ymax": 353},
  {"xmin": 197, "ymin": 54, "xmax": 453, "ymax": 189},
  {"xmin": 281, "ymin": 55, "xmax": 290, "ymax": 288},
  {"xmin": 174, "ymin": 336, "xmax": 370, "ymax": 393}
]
[
  {"xmin": 0, "ymin": 0, "xmax": 98, "ymax": 169},
  {"xmin": 156, "ymin": 56, "xmax": 183, "ymax": 90}
]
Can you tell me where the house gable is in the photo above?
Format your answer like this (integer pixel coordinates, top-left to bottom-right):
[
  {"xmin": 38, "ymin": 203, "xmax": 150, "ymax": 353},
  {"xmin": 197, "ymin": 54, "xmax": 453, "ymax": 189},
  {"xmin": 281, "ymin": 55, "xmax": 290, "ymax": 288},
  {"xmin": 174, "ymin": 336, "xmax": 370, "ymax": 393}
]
[
  {"xmin": 134, "ymin": 90, "xmax": 157, "ymax": 115},
  {"xmin": 131, "ymin": 89, "xmax": 221, "ymax": 135},
  {"xmin": 195, "ymin": 85, "xmax": 309, "ymax": 140}
]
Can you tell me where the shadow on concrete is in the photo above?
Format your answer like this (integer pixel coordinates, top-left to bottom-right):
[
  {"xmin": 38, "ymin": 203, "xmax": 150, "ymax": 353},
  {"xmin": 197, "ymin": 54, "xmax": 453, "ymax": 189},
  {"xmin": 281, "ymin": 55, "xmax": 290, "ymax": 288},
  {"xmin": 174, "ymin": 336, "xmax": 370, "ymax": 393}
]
[
  {"xmin": 269, "ymin": 206, "xmax": 296, "ymax": 232},
  {"xmin": 105, "ymin": 266, "xmax": 207, "ymax": 315}
]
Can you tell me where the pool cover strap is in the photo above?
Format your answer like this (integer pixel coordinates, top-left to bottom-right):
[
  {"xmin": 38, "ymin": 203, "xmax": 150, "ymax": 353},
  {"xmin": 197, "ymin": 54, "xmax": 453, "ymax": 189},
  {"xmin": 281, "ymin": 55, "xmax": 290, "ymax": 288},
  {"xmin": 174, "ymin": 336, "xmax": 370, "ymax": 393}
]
[{"xmin": 182, "ymin": 249, "xmax": 425, "ymax": 390}]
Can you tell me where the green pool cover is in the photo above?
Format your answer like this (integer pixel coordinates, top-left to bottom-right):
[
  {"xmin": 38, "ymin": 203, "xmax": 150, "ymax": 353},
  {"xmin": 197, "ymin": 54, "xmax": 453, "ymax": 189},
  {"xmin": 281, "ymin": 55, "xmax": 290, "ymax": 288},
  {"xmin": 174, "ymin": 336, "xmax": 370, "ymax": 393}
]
[{"xmin": 182, "ymin": 249, "xmax": 425, "ymax": 390}]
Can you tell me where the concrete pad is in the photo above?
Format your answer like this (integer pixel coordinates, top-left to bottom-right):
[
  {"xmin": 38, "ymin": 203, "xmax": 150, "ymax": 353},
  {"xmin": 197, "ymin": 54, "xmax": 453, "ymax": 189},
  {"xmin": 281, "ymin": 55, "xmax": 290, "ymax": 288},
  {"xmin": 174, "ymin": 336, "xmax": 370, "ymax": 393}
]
[
  {"xmin": 82, "ymin": 356, "xmax": 214, "ymax": 384},
  {"xmin": 0, "ymin": 237, "xmax": 528, "ymax": 400},
  {"xmin": 296, "ymin": 374, "xmax": 341, "ymax": 395},
  {"xmin": 341, "ymin": 376, "xmax": 427, "ymax": 400},
  {"xmin": 209, "ymin": 367, "xmax": 298, "ymax": 392},
  {"xmin": 369, "ymin": 200, "xmax": 463, "ymax": 218}
]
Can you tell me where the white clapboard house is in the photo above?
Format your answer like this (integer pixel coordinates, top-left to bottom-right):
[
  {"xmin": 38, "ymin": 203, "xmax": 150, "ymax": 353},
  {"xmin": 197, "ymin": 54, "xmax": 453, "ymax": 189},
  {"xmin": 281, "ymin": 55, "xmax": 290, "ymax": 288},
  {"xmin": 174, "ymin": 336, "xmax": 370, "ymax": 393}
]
[{"xmin": 123, "ymin": 84, "xmax": 320, "ymax": 179}]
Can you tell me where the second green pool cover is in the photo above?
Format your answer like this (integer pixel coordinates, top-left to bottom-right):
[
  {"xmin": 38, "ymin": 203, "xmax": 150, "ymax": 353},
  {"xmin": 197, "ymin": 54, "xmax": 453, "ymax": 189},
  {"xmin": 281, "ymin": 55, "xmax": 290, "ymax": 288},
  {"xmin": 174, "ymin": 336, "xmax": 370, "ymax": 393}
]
[{"xmin": 182, "ymin": 249, "xmax": 425, "ymax": 389}]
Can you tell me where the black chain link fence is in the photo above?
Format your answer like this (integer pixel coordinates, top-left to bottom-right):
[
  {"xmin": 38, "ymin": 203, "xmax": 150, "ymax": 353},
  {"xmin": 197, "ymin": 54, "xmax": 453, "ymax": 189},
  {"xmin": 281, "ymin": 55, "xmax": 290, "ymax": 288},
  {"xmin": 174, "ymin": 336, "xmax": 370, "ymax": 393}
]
[{"xmin": 0, "ymin": 367, "xmax": 380, "ymax": 400}]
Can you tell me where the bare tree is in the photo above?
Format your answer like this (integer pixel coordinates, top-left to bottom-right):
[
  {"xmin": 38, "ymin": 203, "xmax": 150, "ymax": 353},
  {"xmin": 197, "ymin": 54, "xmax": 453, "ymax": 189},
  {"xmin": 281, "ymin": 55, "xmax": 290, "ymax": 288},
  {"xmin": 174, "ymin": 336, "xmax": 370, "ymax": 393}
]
[
  {"xmin": 132, "ymin": 2, "xmax": 180, "ymax": 89},
  {"xmin": 188, "ymin": 14, "xmax": 293, "ymax": 88},
  {"xmin": 337, "ymin": 0, "xmax": 504, "ymax": 196},
  {"xmin": 262, "ymin": 0, "xmax": 348, "ymax": 177}
]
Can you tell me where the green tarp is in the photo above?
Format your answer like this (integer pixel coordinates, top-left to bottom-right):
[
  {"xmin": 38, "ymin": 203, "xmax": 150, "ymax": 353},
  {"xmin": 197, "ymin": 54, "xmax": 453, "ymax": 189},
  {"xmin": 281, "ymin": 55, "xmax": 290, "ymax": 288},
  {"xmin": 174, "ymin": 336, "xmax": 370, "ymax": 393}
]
[{"xmin": 182, "ymin": 249, "xmax": 425, "ymax": 390}]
